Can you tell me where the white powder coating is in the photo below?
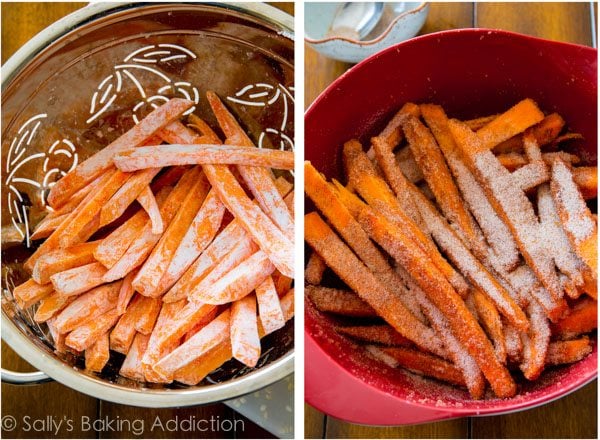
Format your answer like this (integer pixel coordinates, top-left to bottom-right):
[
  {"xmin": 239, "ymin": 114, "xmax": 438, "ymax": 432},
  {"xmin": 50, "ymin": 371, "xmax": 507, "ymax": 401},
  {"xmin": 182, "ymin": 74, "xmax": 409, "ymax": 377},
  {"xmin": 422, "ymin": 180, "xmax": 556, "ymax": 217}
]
[
  {"xmin": 537, "ymin": 184, "xmax": 585, "ymax": 287},
  {"xmin": 231, "ymin": 296, "xmax": 261, "ymax": 367},
  {"xmin": 519, "ymin": 301, "xmax": 550, "ymax": 380},
  {"xmin": 473, "ymin": 151, "xmax": 563, "ymax": 301},
  {"xmin": 505, "ymin": 265, "xmax": 562, "ymax": 316},
  {"xmin": 365, "ymin": 345, "xmax": 400, "ymax": 368},
  {"xmin": 449, "ymin": 156, "xmax": 519, "ymax": 271},
  {"xmin": 503, "ymin": 324, "xmax": 522, "ymax": 363},
  {"xmin": 511, "ymin": 161, "xmax": 549, "ymax": 192},
  {"xmin": 550, "ymin": 159, "xmax": 596, "ymax": 243}
]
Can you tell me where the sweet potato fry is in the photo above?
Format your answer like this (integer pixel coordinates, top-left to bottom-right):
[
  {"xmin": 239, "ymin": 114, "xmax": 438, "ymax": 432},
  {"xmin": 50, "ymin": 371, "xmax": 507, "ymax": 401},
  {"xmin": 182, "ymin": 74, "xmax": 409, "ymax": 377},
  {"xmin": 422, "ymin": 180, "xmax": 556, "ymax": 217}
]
[
  {"xmin": 551, "ymin": 297, "xmax": 597, "ymax": 336},
  {"xmin": 365, "ymin": 102, "xmax": 420, "ymax": 159},
  {"xmin": 190, "ymin": 250, "xmax": 275, "ymax": 305},
  {"xmin": 32, "ymin": 241, "xmax": 100, "ymax": 285},
  {"xmin": 47, "ymin": 98, "xmax": 193, "ymax": 208},
  {"xmin": 132, "ymin": 171, "xmax": 210, "ymax": 296},
  {"xmin": 85, "ymin": 332, "xmax": 110, "ymax": 372},
  {"xmin": 382, "ymin": 347, "xmax": 466, "ymax": 387},
  {"xmin": 306, "ymin": 285, "xmax": 377, "ymax": 317},
  {"xmin": 30, "ymin": 214, "xmax": 69, "ymax": 241},
  {"xmin": 136, "ymin": 186, "xmax": 164, "ymax": 234},
  {"xmin": 152, "ymin": 309, "xmax": 231, "ymax": 382},
  {"xmin": 53, "ymin": 282, "xmax": 121, "ymax": 333},
  {"xmin": 550, "ymin": 158, "xmax": 598, "ymax": 277},
  {"xmin": 34, "ymin": 292, "xmax": 75, "ymax": 323},
  {"xmin": 50, "ymin": 262, "xmax": 107, "ymax": 296},
  {"xmin": 100, "ymin": 168, "xmax": 161, "ymax": 227},
  {"xmin": 337, "ymin": 325, "xmax": 412, "ymax": 347},
  {"xmin": 114, "ymin": 144, "xmax": 294, "ymax": 171},
  {"xmin": 47, "ymin": 317, "xmax": 68, "ymax": 353},
  {"xmin": 120, "ymin": 333, "xmax": 150, "ymax": 381},
  {"xmin": 116, "ymin": 270, "xmax": 137, "ymax": 315},
  {"xmin": 305, "ymin": 252, "xmax": 327, "ymax": 285},
  {"xmin": 13, "ymin": 279, "xmax": 54, "ymax": 309},
  {"xmin": 573, "ymin": 166, "xmax": 598, "ymax": 200},
  {"xmin": 305, "ymin": 212, "xmax": 449, "ymax": 361},
  {"xmin": 255, "ymin": 276, "xmax": 285, "ymax": 335},
  {"xmin": 231, "ymin": 295, "xmax": 261, "ymax": 367},
  {"xmin": 546, "ymin": 337, "xmax": 593, "ymax": 365},
  {"xmin": 520, "ymin": 302, "xmax": 550, "ymax": 380},
  {"xmin": 497, "ymin": 151, "xmax": 580, "ymax": 171},
  {"xmin": 66, "ymin": 308, "xmax": 120, "ymax": 352},
  {"xmin": 471, "ymin": 289, "xmax": 506, "ymax": 364},
  {"xmin": 206, "ymin": 92, "xmax": 294, "ymax": 241},
  {"xmin": 395, "ymin": 146, "xmax": 424, "ymax": 183},
  {"xmin": 464, "ymin": 114, "xmax": 500, "ymax": 131},
  {"xmin": 493, "ymin": 113, "xmax": 565, "ymax": 154},
  {"xmin": 284, "ymin": 190, "xmax": 294, "ymax": 216},
  {"xmin": 48, "ymin": 172, "xmax": 107, "ymax": 217}
]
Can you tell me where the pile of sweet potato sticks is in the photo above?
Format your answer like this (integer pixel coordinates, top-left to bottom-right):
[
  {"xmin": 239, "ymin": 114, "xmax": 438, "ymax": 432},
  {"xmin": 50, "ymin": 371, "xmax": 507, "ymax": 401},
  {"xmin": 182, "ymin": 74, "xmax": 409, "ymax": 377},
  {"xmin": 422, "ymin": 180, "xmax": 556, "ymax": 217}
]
[
  {"xmin": 13, "ymin": 93, "xmax": 295, "ymax": 384},
  {"xmin": 305, "ymin": 98, "xmax": 597, "ymax": 399}
]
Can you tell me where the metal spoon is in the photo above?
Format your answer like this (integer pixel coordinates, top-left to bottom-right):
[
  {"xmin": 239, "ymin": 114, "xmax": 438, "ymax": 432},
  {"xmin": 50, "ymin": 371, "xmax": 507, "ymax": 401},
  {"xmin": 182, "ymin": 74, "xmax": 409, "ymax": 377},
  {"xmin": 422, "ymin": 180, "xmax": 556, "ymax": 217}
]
[{"xmin": 327, "ymin": 2, "xmax": 384, "ymax": 40}]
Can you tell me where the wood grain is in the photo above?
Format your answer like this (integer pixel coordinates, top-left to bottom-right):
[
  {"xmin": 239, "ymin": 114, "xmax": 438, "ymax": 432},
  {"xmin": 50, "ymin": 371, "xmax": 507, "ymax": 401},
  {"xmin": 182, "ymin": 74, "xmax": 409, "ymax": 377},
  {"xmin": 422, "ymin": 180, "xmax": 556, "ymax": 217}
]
[
  {"xmin": 325, "ymin": 416, "xmax": 469, "ymax": 439},
  {"xmin": 305, "ymin": 404, "xmax": 326, "ymax": 439}
]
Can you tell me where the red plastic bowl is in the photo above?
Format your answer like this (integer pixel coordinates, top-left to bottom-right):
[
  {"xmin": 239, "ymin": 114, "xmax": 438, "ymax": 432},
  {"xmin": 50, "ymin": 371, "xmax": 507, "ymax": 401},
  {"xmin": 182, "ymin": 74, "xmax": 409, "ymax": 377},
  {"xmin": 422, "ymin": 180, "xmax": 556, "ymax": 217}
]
[{"xmin": 304, "ymin": 28, "xmax": 597, "ymax": 425}]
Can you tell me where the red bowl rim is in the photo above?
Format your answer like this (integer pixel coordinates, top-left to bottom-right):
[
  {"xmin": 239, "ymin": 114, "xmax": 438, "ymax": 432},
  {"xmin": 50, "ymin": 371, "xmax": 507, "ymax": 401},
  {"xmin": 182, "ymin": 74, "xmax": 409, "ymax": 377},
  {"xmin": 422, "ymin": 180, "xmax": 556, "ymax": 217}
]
[{"xmin": 304, "ymin": 27, "xmax": 598, "ymax": 421}]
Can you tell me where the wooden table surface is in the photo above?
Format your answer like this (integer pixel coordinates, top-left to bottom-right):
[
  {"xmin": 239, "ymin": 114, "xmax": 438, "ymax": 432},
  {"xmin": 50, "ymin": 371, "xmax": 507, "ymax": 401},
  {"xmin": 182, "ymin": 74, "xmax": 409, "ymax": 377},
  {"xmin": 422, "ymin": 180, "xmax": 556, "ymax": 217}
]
[
  {"xmin": 1, "ymin": 3, "xmax": 293, "ymax": 439},
  {"xmin": 304, "ymin": 2, "xmax": 597, "ymax": 439}
]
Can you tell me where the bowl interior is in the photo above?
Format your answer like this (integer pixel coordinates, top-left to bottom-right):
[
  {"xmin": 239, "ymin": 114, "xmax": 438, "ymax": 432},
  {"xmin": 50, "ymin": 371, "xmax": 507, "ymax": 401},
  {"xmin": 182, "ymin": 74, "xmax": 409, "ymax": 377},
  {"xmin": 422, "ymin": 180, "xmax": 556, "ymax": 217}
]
[
  {"xmin": 2, "ymin": 3, "xmax": 294, "ymax": 394},
  {"xmin": 305, "ymin": 28, "xmax": 597, "ymax": 417}
]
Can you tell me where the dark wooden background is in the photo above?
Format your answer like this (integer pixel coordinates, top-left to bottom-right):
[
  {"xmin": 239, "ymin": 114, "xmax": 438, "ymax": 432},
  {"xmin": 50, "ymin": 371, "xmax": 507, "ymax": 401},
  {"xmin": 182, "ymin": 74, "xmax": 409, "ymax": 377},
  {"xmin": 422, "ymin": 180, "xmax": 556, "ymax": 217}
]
[
  {"xmin": 304, "ymin": 2, "xmax": 598, "ymax": 439},
  {"xmin": 1, "ymin": 3, "xmax": 293, "ymax": 439}
]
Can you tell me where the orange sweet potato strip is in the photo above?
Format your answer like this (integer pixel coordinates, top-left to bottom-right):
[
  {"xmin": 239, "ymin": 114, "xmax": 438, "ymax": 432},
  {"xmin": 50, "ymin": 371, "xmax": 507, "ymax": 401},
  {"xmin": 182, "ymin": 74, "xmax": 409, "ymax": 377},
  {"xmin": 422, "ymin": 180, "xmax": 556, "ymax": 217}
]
[
  {"xmin": 305, "ymin": 252, "xmax": 327, "ymax": 285},
  {"xmin": 546, "ymin": 337, "xmax": 593, "ymax": 365},
  {"xmin": 53, "ymin": 282, "xmax": 121, "ymax": 333},
  {"xmin": 337, "ymin": 325, "xmax": 412, "ymax": 347},
  {"xmin": 50, "ymin": 262, "xmax": 108, "ymax": 296},
  {"xmin": 32, "ymin": 240, "xmax": 100, "ymax": 285},
  {"xmin": 449, "ymin": 117, "xmax": 564, "ymax": 303},
  {"xmin": 402, "ymin": 114, "xmax": 482, "ymax": 249},
  {"xmin": 100, "ymin": 168, "xmax": 161, "ymax": 227},
  {"xmin": 519, "ymin": 301, "xmax": 550, "ymax": 380},
  {"xmin": 173, "ymin": 288, "xmax": 294, "ymax": 385},
  {"xmin": 464, "ymin": 114, "xmax": 500, "ymax": 131},
  {"xmin": 34, "ymin": 292, "xmax": 75, "ymax": 323},
  {"xmin": 206, "ymin": 92, "xmax": 294, "ymax": 241},
  {"xmin": 471, "ymin": 289, "xmax": 506, "ymax": 364},
  {"xmin": 110, "ymin": 298, "xmax": 141, "ymax": 354},
  {"xmin": 551, "ymin": 297, "xmax": 597, "ymax": 336},
  {"xmin": 306, "ymin": 285, "xmax": 377, "ymax": 318},
  {"xmin": 255, "ymin": 276, "xmax": 285, "ymax": 335},
  {"xmin": 189, "ymin": 250, "xmax": 275, "ymax": 305},
  {"xmin": 103, "ymin": 166, "xmax": 202, "ymax": 282},
  {"xmin": 114, "ymin": 144, "xmax": 294, "ymax": 171},
  {"xmin": 382, "ymin": 347, "xmax": 466, "ymax": 387},
  {"xmin": 231, "ymin": 294, "xmax": 261, "ymax": 367},
  {"xmin": 573, "ymin": 166, "xmax": 598, "ymax": 200},
  {"xmin": 284, "ymin": 190, "xmax": 294, "ymax": 216},
  {"xmin": 475, "ymin": 98, "xmax": 545, "ymax": 152},
  {"xmin": 133, "ymin": 296, "xmax": 162, "ymax": 335},
  {"xmin": 550, "ymin": 158, "xmax": 598, "ymax": 277},
  {"xmin": 132, "ymin": 172, "xmax": 210, "ymax": 296},
  {"xmin": 497, "ymin": 151, "xmax": 580, "ymax": 172},
  {"xmin": 65, "ymin": 308, "xmax": 120, "ymax": 352},
  {"xmin": 12, "ymin": 279, "xmax": 54, "ymax": 309},
  {"xmin": 135, "ymin": 185, "xmax": 163, "ymax": 234},
  {"xmin": 341, "ymin": 202, "xmax": 517, "ymax": 397},
  {"xmin": 273, "ymin": 271, "xmax": 293, "ymax": 297},
  {"xmin": 183, "ymin": 307, "xmax": 220, "ymax": 342},
  {"xmin": 493, "ymin": 113, "xmax": 565, "ymax": 154},
  {"xmin": 152, "ymin": 309, "xmax": 231, "ymax": 382},
  {"xmin": 120, "ymin": 333, "xmax": 150, "ymax": 381},
  {"xmin": 47, "ymin": 172, "xmax": 107, "ymax": 217},
  {"xmin": 365, "ymin": 102, "xmax": 421, "ymax": 159},
  {"xmin": 47, "ymin": 98, "xmax": 193, "ymax": 208},
  {"xmin": 30, "ymin": 214, "xmax": 69, "ymax": 241},
  {"xmin": 47, "ymin": 317, "xmax": 68, "ymax": 354},
  {"xmin": 305, "ymin": 212, "xmax": 449, "ymax": 361},
  {"xmin": 116, "ymin": 270, "xmax": 137, "ymax": 315},
  {"xmin": 85, "ymin": 332, "xmax": 110, "ymax": 372}
]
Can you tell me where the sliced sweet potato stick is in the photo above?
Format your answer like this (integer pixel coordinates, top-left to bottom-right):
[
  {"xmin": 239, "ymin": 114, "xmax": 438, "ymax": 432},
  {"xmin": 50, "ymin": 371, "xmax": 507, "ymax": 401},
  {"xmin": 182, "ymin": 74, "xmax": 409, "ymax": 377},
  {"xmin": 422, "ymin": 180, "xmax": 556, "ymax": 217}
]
[
  {"xmin": 284, "ymin": 190, "xmax": 294, "ymax": 216},
  {"xmin": 306, "ymin": 285, "xmax": 377, "ymax": 318},
  {"xmin": 132, "ymin": 171, "xmax": 210, "ymax": 296},
  {"xmin": 32, "ymin": 241, "xmax": 100, "ymax": 285},
  {"xmin": 493, "ymin": 113, "xmax": 565, "ymax": 154},
  {"xmin": 546, "ymin": 337, "xmax": 593, "ymax": 365},
  {"xmin": 66, "ymin": 308, "xmax": 120, "ymax": 352},
  {"xmin": 12, "ymin": 279, "xmax": 53, "ymax": 309},
  {"xmin": 173, "ymin": 288, "xmax": 294, "ymax": 385},
  {"xmin": 183, "ymin": 307, "xmax": 220, "ymax": 342},
  {"xmin": 305, "ymin": 252, "xmax": 327, "ymax": 285},
  {"xmin": 50, "ymin": 262, "xmax": 107, "ymax": 296},
  {"xmin": 273, "ymin": 271, "xmax": 293, "ymax": 297},
  {"xmin": 337, "ymin": 325, "xmax": 412, "ymax": 347},
  {"xmin": 206, "ymin": 92, "xmax": 294, "ymax": 241},
  {"xmin": 342, "ymin": 142, "xmax": 469, "ymax": 296},
  {"xmin": 47, "ymin": 172, "xmax": 107, "ymax": 218},
  {"xmin": 137, "ymin": 186, "xmax": 164, "ymax": 234},
  {"xmin": 255, "ymin": 276, "xmax": 285, "ymax": 335},
  {"xmin": 504, "ymin": 322, "xmax": 523, "ymax": 363},
  {"xmin": 120, "ymin": 333, "xmax": 150, "ymax": 381},
  {"xmin": 472, "ymin": 289, "xmax": 506, "ymax": 364},
  {"xmin": 402, "ymin": 114, "xmax": 482, "ymax": 249},
  {"xmin": 519, "ymin": 301, "xmax": 550, "ymax": 380},
  {"xmin": 497, "ymin": 151, "xmax": 580, "ymax": 171},
  {"xmin": 551, "ymin": 297, "xmax": 597, "ymax": 336},
  {"xmin": 30, "ymin": 214, "xmax": 69, "ymax": 241},
  {"xmin": 420, "ymin": 103, "xmax": 520, "ymax": 271},
  {"xmin": 110, "ymin": 299, "xmax": 140, "ymax": 354},
  {"xmin": 47, "ymin": 98, "xmax": 193, "ymax": 208},
  {"xmin": 475, "ymin": 98, "xmax": 545, "ymax": 152},
  {"xmin": 344, "ymin": 202, "xmax": 516, "ymax": 397},
  {"xmin": 34, "ymin": 292, "xmax": 75, "ymax": 323},
  {"xmin": 365, "ymin": 102, "xmax": 421, "ymax": 159},
  {"xmin": 190, "ymin": 250, "xmax": 275, "ymax": 305},
  {"xmin": 573, "ymin": 166, "xmax": 598, "ymax": 200},
  {"xmin": 152, "ymin": 309, "xmax": 231, "ymax": 381},
  {"xmin": 100, "ymin": 168, "xmax": 161, "ymax": 227},
  {"xmin": 305, "ymin": 212, "xmax": 449, "ymax": 361},
  {"xmin": 395, "ymin": 146, "xmax": 424, "ymax": 183},
  {"xmin": 103, "ymin": 166, "xmax": 202, "ymax": 282},
  {"xmin": 382, "ymin": 347, "xmax": 466, "ymax": 387},
  {"xmin": 47, "ymin": 317, "xmax": 68, "ymax": 353},
  {"xmin": 464, "ymin": 114, "xmax": 500, "ymax": 131},
  {"xmin": 53, "ymin": 282, "xmax": 121, "ymax": 333},
  {"xmin": 114, "ymin": 144, "xmax": 294, "ymax": 171},
  {"xmin": 231, "ymin": 294, "xmax": 261, "ymax": 367},
  {"xmin": 85, "ymin": 332, "xmax": 110, "ymax": 372},
  {"xmin": 449, "ymin": 117, "xmax": 564, "ymax": 303},
  {"xmin": 550, "ymin": 158, "xmax": 598, "ymax": 277},
  {"xmin": 116, "ymin": 270, "xmax": 137, "ymax": 315}
]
